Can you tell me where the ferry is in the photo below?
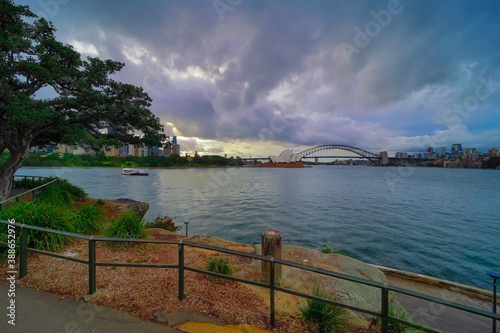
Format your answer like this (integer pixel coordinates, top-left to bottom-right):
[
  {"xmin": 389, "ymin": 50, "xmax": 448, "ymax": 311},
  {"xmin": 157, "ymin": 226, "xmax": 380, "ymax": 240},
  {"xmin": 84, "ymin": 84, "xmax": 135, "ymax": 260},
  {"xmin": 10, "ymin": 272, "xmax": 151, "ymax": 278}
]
[{"xmin": 121, "ymin": 168, "xmax": 149, "ymax": 176}]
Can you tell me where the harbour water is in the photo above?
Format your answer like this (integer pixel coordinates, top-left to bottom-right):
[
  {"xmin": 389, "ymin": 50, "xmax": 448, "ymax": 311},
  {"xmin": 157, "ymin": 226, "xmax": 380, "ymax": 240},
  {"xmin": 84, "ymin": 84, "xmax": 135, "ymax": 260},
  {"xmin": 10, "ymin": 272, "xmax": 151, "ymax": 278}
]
[{"xmin": 16, "ymin": 166, "xmax": 500, "ymax": 290}]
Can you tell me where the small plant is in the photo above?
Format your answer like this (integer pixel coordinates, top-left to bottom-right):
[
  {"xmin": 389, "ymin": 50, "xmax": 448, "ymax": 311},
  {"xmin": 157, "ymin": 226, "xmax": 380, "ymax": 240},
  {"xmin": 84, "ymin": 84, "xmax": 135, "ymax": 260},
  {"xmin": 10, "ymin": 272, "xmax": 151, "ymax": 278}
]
[
  {"xmin": 146, "ymin": 214, "xmax": 181, "ymax": 232},
  {"xmin": 376, "ymin": 303, "xmax": 414, "ymax": 333},
  {"xmin": 96, "ymin": 198, "xmax": 106, "ymax": 206},
  {"xmin": 298, "ymin": 286, "xmax": 346, "ymax": 333},
  {"xmin": 206, "ymin": 257, "xmax": 232, "ymax": 280},
  {"xmin": 321, "ymin": 243, "xmax": 333, "ymax": 254},
  {"xmin": 103, "ymin": 212, "xmax": 148, "ymax": 246},
  {"xmin": 74, "ymin": 204, "xmax": 104, "ymax": 234},
  {"xmin": 321, "ymin": 243, "xmax": 350, "ymax": 257}
]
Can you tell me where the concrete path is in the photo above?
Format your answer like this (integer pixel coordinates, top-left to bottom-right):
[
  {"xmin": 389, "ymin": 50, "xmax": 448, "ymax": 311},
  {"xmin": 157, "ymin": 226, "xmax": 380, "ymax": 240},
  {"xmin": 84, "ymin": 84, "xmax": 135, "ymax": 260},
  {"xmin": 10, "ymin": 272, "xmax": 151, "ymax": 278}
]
[{"xmin": 0, "ymin": 282, "xmax": 183, "ymax": 333}]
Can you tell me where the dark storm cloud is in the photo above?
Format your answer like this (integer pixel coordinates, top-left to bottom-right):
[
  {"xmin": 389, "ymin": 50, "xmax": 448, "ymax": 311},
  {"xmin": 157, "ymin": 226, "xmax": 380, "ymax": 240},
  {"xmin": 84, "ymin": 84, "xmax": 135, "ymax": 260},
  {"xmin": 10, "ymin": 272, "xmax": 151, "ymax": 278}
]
[{"xmin": 16, "ymin": 0, "xmax": 500, "ymax": 153}]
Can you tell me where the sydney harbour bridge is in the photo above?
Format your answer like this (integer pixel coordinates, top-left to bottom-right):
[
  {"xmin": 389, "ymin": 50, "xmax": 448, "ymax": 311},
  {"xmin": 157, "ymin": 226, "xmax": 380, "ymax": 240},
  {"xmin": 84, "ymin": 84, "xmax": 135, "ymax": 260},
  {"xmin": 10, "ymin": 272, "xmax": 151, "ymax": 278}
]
[
  {"xmin": 246, "ymin": 144, "xmax": 384, "ymax": 164},
  {"xmin": 297, "ymin": 145, "xmax": 381, "ymax": 163}
]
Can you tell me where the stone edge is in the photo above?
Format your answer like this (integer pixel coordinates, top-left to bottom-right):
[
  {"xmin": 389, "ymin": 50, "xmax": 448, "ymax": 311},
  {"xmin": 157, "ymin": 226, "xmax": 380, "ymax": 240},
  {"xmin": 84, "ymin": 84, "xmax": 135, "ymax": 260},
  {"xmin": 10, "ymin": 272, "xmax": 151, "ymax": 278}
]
[{"xmin": 373, "ymin": 264, "xmax": 493, "ymax": 301}]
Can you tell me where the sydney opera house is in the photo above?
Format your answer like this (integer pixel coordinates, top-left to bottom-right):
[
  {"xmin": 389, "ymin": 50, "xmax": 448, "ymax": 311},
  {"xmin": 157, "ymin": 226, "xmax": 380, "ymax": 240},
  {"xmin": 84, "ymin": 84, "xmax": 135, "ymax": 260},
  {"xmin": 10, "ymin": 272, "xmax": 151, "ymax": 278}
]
[
  {"xmin": 264, "ymin": 149, "xmax": 305, "ymax": 168},
  {"xmin": 269, "ymin": 149, "xmax": 302, "ymax": 163}
]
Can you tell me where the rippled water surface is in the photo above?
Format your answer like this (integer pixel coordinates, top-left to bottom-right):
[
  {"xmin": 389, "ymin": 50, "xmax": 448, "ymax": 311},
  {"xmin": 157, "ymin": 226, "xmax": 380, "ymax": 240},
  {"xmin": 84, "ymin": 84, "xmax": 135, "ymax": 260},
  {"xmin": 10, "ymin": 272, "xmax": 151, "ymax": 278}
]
[{"xmin": 17, "ymin": 166, "xmax": 500, "ymax": 289}]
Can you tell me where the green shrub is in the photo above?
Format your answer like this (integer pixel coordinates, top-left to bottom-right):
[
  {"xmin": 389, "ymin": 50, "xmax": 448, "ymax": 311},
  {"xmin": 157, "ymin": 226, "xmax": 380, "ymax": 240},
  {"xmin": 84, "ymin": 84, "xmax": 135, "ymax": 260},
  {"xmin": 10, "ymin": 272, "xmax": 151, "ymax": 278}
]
[
  {"xmin": 75, "ymin": 204, "xmax": 104, "ymax": 234},
  {"xmin": 145, "ymin": 214, "xmax": 181, "ymax": 232},
  {"xmin": 103, "ymin": 212, "xmax": 147, "ymax": 245},
  {"xmin": 96, "ymin": 198, "xmax": 106, "ymax": 206},
  {"xmin": 206, "ymin": 257, "xmax": 232, "ymax": 280},
  {"xmin": 34, "ymin": 184, "xmax": 73, "ymax": 207},
  {"xmin": 0, "ymin": 201, "xmax": 76, "ymax": 251},
  {"xmin": 298, "ymin": 286, "xmax": 346, "ymax": 333},
  {"xmin": 56, "ymin": 178, "xmax": 87, "ymax": 201}
]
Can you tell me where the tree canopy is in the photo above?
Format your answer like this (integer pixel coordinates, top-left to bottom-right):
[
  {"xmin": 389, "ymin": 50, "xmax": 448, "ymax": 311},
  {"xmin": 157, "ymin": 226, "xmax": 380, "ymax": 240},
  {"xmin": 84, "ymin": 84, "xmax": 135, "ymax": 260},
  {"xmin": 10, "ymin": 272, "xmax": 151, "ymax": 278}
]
[{"xmin": 0, "ymin": 0, "xmax": 165, "ymax": 200}]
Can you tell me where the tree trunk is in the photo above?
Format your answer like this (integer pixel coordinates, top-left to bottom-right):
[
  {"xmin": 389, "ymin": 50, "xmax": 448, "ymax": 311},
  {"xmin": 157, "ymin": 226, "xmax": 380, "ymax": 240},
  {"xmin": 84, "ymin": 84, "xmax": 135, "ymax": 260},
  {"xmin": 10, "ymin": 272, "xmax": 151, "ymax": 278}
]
[
  {"xmin": 0, "ymin": 166, "xmax": 15, "ymax": 202},
  {"xmin": 0, "ymin": 140, "xmax": 31, "ymax": 202}
]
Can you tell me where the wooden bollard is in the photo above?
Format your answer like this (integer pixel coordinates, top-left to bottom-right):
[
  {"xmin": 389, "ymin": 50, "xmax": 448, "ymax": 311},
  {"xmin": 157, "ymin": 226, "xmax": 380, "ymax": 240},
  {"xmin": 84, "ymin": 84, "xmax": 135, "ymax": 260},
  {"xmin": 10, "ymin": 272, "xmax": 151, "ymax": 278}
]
[{"xmin": 261, "ymin": 230, "xmax": 283, "ymax": 286}]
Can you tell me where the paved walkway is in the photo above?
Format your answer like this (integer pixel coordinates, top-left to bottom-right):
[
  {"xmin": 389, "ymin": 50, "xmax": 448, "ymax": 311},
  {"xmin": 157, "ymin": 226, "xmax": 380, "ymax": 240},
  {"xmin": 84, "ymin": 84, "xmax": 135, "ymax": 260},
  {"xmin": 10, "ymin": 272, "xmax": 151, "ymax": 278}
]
[{"xmin": 0, "ymin": 283, "xmax": 183, "ymax": 333}]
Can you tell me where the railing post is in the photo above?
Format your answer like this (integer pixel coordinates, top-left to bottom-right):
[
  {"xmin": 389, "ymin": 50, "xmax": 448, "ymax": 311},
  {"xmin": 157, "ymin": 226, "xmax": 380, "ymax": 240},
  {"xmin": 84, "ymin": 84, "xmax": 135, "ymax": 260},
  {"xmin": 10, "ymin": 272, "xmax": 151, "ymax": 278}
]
[
  {"xmin": 88, "ymin": 237, "xmax": 96, "ymax": 295},
  {"xmin": 270, "ymin": 258, "xmax": 276, "ymax": 328},
  {"xmin": 19, "ymin": 226, "xmax": 28, "ymax": 278},
  {"xmin": 487, "ymin": 271, "xmax": 499, "ymax": 333},
  {"xmin": 381, "ymin": 286, "xmax": 389, "ymax": 333},
  {"xmin": 178, "ymin": 241, "xmax": 185, "ymax": 300}
]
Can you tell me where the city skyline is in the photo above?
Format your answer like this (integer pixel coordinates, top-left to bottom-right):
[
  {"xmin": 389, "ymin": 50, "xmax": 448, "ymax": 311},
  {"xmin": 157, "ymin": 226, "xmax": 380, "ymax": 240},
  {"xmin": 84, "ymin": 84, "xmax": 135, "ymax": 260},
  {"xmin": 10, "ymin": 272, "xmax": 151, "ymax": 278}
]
[{"xmin": 16, "ymin": 0, "xmax": 500, "ymax": 158}]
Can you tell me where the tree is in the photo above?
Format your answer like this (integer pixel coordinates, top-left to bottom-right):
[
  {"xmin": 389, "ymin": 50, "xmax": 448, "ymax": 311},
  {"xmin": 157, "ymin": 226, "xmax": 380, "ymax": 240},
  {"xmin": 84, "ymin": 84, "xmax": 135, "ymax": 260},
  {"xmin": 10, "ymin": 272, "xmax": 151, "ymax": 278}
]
[{"xmin": 0, "ymin": 0, "xmax": 165, "ymax": 200}]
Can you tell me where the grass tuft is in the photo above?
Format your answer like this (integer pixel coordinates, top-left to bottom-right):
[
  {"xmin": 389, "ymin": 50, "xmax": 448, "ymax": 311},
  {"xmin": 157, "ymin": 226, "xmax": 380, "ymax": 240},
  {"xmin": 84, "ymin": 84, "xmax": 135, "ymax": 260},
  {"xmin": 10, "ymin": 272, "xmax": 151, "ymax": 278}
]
[
  {"xmin": 75, "ymin": 204, "xmax": 104, "ymax": 234},
  {"xmin": 298, "ymin": 286, "xmax": 346, "ymax": 333},
  {"xmin": 206, "ymin": 257, "xmax": 232, "ymax": 281},
  {"xmin": 103, "ymin": 212, "xmax": 148, "ymax": 246},
  {"xmin": 0, "ymin": 201, "xmax": 76, "ymax": 251}
]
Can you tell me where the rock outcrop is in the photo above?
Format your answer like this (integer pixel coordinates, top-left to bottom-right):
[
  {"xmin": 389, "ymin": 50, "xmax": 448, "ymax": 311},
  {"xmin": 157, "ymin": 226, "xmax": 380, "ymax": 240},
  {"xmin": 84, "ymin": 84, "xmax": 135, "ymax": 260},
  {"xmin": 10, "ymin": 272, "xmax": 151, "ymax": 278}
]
[
  {"xmin": 109, "ymin": 198, "xmax": 149, "ymax": 218},
  {"xmin": 253, "ymin": 244, "xmax": 402, "ymax": 328}
]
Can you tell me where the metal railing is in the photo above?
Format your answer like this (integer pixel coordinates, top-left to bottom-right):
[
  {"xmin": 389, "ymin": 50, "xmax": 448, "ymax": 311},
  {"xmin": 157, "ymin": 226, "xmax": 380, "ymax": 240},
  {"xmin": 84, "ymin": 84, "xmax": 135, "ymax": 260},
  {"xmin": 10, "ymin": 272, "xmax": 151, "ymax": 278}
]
[
  {"xmin": 0, "ymin": 176, "xmax": 56, "ymax": 209},
  {"xmin": 1, "ymin": 220, "xmax": 499, "ymax": 332}
]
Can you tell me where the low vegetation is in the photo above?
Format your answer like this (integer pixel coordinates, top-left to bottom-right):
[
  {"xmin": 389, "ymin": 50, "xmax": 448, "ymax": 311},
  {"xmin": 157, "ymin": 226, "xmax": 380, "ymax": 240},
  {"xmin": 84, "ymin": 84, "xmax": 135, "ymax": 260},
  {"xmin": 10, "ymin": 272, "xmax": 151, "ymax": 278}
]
[
  {"xmin": 321, "ymin": 243, "xmax": 350, "ymax": 257},
  {"xmin": 102, "ymin": 212, "xmax": 148, "ymax": 245},
  {"xmin": 206, "ymin": 257, "xmax": 233, "ymax": 280},
  {"xmin": 298, "ymin": 286, "xmax": 346, "ymax": 333},
  {"xmin": 145, "ymin": 214, "xmax": 181, "ymax": 232},
  {"xmin": 75, "ymin": 204, "xmax": 105, "ymax": 234},
  {"xmin": 376, "ymin": 303, "xmax": 419, "ymax": 333},
  {"xmin": 0, "ymin": 180, "xmax": 99, "ymax": 254}
]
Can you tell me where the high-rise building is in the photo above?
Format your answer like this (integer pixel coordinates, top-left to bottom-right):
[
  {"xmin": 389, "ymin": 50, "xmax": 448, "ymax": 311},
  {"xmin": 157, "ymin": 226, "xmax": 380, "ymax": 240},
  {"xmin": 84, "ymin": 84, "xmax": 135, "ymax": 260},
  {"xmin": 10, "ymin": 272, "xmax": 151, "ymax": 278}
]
[
  {"xmin": 395, "ymin": 152, "xmax": 408, "ymax": 158},
  {"xmin": 451, "ymin": 144, "xmax": 462, "ymax": 156},
  {"xmin": 172, "ymin": 143, "xmax": 181, "ymax": 155},
  {"xmin": 438, "ymin": 147, "xmax": 446, "ymax": 157}
]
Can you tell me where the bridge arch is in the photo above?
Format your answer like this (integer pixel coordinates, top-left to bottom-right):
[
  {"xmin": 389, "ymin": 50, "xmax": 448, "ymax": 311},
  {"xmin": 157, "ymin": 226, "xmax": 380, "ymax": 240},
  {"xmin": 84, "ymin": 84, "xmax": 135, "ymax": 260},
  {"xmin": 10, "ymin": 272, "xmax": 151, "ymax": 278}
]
[{"xmin": 298, "ymin": 145, "xmax": 380, "ymax": 160}]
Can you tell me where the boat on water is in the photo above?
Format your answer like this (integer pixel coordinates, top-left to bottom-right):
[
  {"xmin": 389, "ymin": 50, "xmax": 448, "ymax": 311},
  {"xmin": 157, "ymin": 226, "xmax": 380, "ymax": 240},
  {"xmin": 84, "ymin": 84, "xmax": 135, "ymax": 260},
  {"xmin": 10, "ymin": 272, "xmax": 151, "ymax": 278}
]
[{"xmin": 121, "ymin": 168, "xmax": 149, "ymax": 176}]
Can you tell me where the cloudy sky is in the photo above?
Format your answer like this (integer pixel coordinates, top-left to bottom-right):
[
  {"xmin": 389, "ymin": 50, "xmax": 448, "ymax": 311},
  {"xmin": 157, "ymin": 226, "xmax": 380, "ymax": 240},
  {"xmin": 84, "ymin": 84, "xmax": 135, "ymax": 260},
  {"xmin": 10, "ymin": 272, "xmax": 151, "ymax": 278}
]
[{"xmin": 16, "ymin": 0, "xmax": 500, "ymax": 157}]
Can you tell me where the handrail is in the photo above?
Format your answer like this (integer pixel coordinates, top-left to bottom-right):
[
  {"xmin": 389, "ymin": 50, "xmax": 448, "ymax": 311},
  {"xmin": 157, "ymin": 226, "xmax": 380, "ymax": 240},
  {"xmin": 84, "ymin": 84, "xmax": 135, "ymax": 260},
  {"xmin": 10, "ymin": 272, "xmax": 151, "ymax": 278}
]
[
  {"xmin": 1, "ymin": 220, "xmax": 499, "ymax": 332},
  {"xmin": 0, "ymin": 176, "xmax": 57, "ymax": 209}
]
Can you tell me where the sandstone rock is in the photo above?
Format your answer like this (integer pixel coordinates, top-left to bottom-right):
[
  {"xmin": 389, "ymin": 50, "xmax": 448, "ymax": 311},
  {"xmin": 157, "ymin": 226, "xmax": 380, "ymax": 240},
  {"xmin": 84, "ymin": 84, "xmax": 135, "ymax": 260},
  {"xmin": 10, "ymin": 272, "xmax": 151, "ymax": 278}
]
[
  {"xmin": 254, "ymin": 244, "xmax": 404, "ymax": 328},
  {"xmin": 109, "ymin": 198, "xmax": 149, "ymax": 218}
]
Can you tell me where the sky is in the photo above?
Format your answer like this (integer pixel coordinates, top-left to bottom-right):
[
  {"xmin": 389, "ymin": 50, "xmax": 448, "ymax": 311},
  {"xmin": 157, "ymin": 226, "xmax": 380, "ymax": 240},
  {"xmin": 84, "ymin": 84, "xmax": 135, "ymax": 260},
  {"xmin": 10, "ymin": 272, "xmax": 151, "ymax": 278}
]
[{"xmin": 15, "ymin": 0, "xmax": 500, "ymax": 157}]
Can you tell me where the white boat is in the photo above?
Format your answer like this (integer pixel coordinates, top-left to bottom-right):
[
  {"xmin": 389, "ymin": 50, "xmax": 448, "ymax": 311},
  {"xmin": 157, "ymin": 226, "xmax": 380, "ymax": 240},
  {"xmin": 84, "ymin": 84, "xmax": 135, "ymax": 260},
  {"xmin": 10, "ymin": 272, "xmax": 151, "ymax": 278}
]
[{"xmin": 121, "ymin": 168, "xmax": 149, "ymax": 176}]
